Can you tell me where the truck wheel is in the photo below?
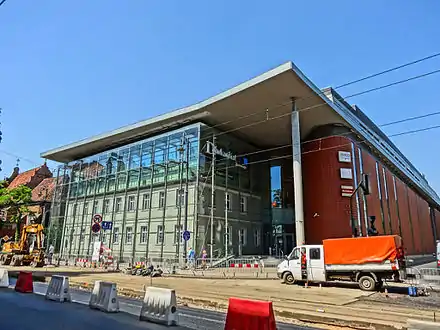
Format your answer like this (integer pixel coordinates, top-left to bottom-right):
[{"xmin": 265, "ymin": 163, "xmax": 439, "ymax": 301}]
[
  {"xmin": 283, "ymin": 272, "xmax": 295, "ymax": 285},
  {"xmin": 358, "ymin": 275, "xmax": 375, "ymax": 291}
]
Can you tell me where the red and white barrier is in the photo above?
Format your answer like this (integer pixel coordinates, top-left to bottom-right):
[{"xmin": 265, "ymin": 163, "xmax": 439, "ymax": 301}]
[{"xmin": 229, "ymin": 263, "xmax": 259, "ymax": 268}]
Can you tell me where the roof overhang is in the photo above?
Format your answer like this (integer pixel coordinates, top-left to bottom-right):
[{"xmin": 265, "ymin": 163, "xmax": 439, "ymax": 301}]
[{"xmin": 40, "ymin": 61, "xmax": 440, "ymax": 206}]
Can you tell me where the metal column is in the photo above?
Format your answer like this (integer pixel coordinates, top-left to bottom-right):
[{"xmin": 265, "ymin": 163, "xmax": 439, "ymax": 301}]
[
  {"xmin": 210, "ymin": 136, "xmax": 216, "ymax": 264},
  {"xmin": 290, "ymin": 100, "xmax": 305, "ymax": 246}
]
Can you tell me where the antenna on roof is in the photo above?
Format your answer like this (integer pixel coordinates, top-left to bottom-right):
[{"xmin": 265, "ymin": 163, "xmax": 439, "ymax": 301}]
[{"xmin": 16, "ymin": 158, "xmax": 20, "ymax": 168}]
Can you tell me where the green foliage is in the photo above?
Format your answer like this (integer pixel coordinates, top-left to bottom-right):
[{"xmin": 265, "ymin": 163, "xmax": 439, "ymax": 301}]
[{"xmin": 0, "ymin": 181, "xmax": 34, "ymax": 240}]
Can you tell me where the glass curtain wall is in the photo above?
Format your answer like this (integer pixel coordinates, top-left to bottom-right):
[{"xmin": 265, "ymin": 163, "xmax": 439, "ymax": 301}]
[{"xmin": 48, "ymin": 123, "xmax": 200, "ymax": 264}]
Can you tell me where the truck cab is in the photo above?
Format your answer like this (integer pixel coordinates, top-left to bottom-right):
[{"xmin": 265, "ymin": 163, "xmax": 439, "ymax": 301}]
[
  {"xmin": 436, "ymin": 240, "xmax": 440, "ymax": 268},
  {"xmin": 277, "ymin": 245, "xmax": 325, "ymax": 285}
]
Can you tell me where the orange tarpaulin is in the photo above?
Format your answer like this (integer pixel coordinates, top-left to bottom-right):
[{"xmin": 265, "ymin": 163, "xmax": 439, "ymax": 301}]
[{"xmin": 323, "ymin": 235, "xmax": 403, "ymax": 265}]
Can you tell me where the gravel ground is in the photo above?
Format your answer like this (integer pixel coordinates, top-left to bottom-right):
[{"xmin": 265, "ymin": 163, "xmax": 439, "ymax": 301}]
[{"xmin": 360, "ymin": 290, "xmax": 440, "ymax": 310}]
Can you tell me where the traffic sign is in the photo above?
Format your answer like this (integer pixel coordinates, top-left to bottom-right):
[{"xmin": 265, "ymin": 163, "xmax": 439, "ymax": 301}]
[
  {"xmin": 92, "ymin": 214, "xmax": 103, "ymax": 224},
  {"xmin": 91, "ymin": 222, "xmax": 101, "ymax": 234},
  {"xmin": 101, "ymin": 221, "xmax": 112, "ymax": 231},
  {"xmin": 182, "ymin": 230, "xmax": 190, "ymax": 241}
]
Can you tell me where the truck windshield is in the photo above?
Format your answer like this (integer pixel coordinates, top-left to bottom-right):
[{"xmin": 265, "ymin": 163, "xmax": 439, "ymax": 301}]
[{"xmin": 288, "ymin": 248, "xmax": 300, "ymax": 260}]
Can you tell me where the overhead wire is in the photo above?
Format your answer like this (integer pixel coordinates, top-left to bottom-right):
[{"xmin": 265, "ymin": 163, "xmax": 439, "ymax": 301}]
[{"xmin": 198, "ymin": 52, "xmax": 440, "ymax": 138}]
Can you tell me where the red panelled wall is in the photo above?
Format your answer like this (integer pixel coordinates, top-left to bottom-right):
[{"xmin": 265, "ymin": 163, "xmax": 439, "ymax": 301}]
[
  {"xmin": 302, "ymin": 136, "xmax": 353, "ymax": 244},
  {"xmin": 302, "ymin": 135, "xmax": 438, "ymax": 254},
  {"xmin": 360, "ymin": 150, "xmax": 384, "ymax": 235},
  {"xmin": 395, "ymin": 177, "xmax": 415, "ymax": 254}
]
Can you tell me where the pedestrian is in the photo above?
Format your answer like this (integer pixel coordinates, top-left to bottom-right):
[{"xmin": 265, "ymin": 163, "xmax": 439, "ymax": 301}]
[
  {"xmin": 187, "ymin": 247, "xmax": 195, "ymax": 269},
  {"xmin": 48, "ymin": 244, "xmax": 54, "ymax": 265},
  {"xmin": 201, "ymin": 249, "xmax": 207, "ymax": 269}
]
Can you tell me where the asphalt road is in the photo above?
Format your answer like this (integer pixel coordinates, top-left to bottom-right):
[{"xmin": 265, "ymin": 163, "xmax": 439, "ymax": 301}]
[{"xmin": 2, "ymin": 278, "xmax": 314, "ymax": 330}]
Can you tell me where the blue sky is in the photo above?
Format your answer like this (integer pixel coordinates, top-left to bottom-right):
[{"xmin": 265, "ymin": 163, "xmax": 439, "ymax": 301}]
[{"xmin": 1, "ymin": 1, "xmax": 440, "ymax": 192}]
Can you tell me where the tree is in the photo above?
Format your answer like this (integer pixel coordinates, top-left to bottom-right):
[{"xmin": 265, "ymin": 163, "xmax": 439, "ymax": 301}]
[{"xmin": 0, "ymin": 181, "xmax": 33, "ymax": 241}]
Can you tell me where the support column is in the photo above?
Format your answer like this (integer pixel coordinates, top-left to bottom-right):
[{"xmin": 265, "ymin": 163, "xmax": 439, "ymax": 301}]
[{"xmin": 291, "ymin": 99, "xmax": 305, "ymax": 246}]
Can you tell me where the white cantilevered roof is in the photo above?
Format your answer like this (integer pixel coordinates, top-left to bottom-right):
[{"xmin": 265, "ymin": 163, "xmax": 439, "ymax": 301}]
[{"xmin": 40, "ymin": 61, "xmax": 440, "ymax": 206}]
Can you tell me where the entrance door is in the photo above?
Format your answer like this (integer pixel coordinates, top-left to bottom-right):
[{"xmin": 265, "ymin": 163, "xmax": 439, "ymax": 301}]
[{"xmin": 275, "ymin": 234, "xmax": 294, "ymax": 257}]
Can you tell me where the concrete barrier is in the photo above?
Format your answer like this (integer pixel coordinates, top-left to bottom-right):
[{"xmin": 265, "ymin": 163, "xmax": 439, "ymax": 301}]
[
  {"xmin": 89, "ymin": 281, "xmax": 119, "ymax": 313},
  {"xmin": 46, "ymin": 275, "xmax": 71, "ymax": 302},
  {"xmin": 140, "ymin": 286, "xmax": 178, "ymax": 326},
  {"xmin": 0, "ymin": 268, "xmax": 9, "ymax": 288}
]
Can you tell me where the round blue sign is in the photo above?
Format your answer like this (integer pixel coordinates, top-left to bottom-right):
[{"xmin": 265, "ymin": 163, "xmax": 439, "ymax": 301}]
[{"xmin": 182, "ymin": 230, "xmax": 190, "ymax": 241}]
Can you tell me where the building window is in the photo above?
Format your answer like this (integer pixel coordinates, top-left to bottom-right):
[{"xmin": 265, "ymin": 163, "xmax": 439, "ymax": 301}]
[
  {"xmin": 156, "ymin": 225, "xmax": 164, "ymax": 244},
  {"xmin": 83, "ymin": 202, "xmax": 89, "ymax": 215},
  {"xmin": 226, "ymin": 226, "xmax": 232, "ymax": 245},
  {"xmin": 93, "ymin": 200, "xmax": 99, "ymax": 215},
  {"xmin": 128, "ymin": 196, "xmax": 135, "ymax": 212},
  {"xmin": 240, "ymin": 196, "xmax": 247, "ymax": 213},
  {"xmin": 80, "ymin": 228, "xmax": 85, "ymax": 242},
  {"xmin": 125, "ymin": 227, "xmax": 133, "ymax": 244},
  {"xmin": 72, "ymin": 204, "xmax": 77, "ymax": 217},
  {"xmin": 238, "ymin": 228, "xmax": 247, "ymax": 246},
  {"xmin": 103, "ymin": 199, "xmax": 110, "ymax": 213},
  {"xmin": 310, "ymin": 248, "xmax": 321, "ymax": 260},
  {"xmin": 115, "ymin": 197, "xmax": 122, "ymax": 212},
  {"xmin": 142, "ymin": 194, "xmax": 150, "ymax": 210},
  {"xmin": 225, "ymin": 193, "xmax": 231, "ymax": 211},
  {"xmin": 174, "ymin": 224, "xmax": 183, "ymax": 244},
  {"xmin": 113, "ymin": 227, "xmax": 119, "ymax": 244},
  {"xmin": 254, "ymin": 229, "xmax": 261, "ymax": 247},
  {"xmin": 159, "ymin": 192, "xmax": 165, "ymax": 208},
  {"xmin": 176, "ymin": 189, "xmax": 185, "ymax": 206},
  {"xmin": 140, "ymin": 226, "xmax": 148, "ymax": 244}
]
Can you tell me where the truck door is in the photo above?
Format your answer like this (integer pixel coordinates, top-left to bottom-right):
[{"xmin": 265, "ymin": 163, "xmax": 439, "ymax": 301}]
[
  {"xmin": 307, "ymin": 246, "xmax": 325, "ymax": 282},
  {"xmin": 288, "ymin": 247, "xmax": 303, "ymax": 280}
]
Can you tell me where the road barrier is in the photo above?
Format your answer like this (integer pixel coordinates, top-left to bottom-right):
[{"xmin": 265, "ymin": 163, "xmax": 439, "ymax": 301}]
[
  {"xmin": 89, "ymin": 281, "xmax": 119, "ymax": 313},
  {"xmin": 224, "ymin": 297, "xmax": 276, "ymax": 330},
  {"xmin": 229, "ymin": 263, "xmax": 259, "ymax": 268},
  {"xmin": 407, "ymin": 268, "xmax": 440, "ymax": 289},
  {"xmin": 0, "ymin": 268, "xmax": 9, "ymax": 288},
  {"xmin": 15, "ymin": 271, "xmax": 33, "ymax": 293},
  {"xmin": 139, "ymin": 286, "xmax": 178, "ymax": 326},
  {"xmin": 407, "ymin": 318, "xmax": 440, "ymax": 330},
  {"xmin": 46, "ymin": 275, "xmax": 71, "ymax": 303}
]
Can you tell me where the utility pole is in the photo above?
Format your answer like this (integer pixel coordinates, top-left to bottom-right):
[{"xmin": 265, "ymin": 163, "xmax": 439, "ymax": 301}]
[
  {"xmin": 210, "ymin": 136, "xmax": 216, "ymax": 265},
  {"xmin": 183, "ymin": 137, "xmax": 190, "ymax": 263},
  {"xmin": 224, "ymin": 159, "xmax": 228, "ymax": 257},
  {"xmin": 176, "ymin": 136, "xmax": 184, "ymax": 263}
]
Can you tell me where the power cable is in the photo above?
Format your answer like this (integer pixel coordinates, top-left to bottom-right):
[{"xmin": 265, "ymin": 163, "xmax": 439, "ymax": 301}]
[
  {"xmin": 334, "ymin": 52, "xmax": 440, "ymax": 89},
  {"xmin": 0, "ymin": 0, "xmax": 7, "ymax": 7},
  {"xmin": 200, "ymin": 52, "xmax": 440, "ymax": 136}
]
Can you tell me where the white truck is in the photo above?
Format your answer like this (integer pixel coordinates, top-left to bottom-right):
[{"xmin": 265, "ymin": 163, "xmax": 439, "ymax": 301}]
[
  {"xmin": 277, "ymin": 235, "xmax": 406, "ymax": 291},
  {"xmin": 436, "ymin": 240, "xmax": 440, "ymax": 268}
]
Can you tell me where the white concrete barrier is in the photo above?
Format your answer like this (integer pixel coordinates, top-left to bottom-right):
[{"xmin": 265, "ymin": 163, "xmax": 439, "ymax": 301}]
[
  {"xmin": 89, "ymin": 281, "xmax": 119, "ymax": 313},
  {"xmin": 0, "ymin": 268, "xmax": 9, "ymax": 288},
  {"xmin": 407, "ymin": 319, "xmax": 440, "ymax": 330},
  {"xmin": 140, "ymin": 286, "xmax": 178, "ymax": 326},
  {"xmin": 45, "ymin": 275, "xmax": 71, "ymax": 302}
]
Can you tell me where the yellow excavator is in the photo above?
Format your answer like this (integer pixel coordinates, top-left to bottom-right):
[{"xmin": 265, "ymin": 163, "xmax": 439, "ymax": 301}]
[{"xmin": 0, "ymin": 223, "xmax": 45, "ymax": 267}]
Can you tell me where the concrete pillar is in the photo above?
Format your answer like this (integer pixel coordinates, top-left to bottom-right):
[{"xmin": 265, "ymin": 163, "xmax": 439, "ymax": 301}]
[{"xmin": 291, "ymin": 99, "xmax": 305, "ymax": 246}]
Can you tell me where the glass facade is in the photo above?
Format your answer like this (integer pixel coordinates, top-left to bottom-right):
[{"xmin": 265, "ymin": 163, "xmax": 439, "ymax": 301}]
[{"xmin": 48, "ymin": 122, "xmax": 272, "ymax": 264}]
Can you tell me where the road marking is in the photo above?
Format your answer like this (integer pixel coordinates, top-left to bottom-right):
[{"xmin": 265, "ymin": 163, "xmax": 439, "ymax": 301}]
[{"xmin": 179, "ymin": 313, "xmax": 224, "ymax": 324}]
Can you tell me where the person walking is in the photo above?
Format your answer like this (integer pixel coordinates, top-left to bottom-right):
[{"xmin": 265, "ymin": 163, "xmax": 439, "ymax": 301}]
[
  {"xmin": 48, "ymin": 244, "xmax": 54, "ymax": 265},
  {"xmin": 187, "ymin": 247, "xmax": 195, "ymax": 269},
  {"xmin": 201, "ymin": 249, "xmax": 207, "ymax": 269}
]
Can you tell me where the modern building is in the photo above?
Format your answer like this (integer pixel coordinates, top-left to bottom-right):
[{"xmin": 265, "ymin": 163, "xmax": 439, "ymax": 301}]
[{"xmin": 41, "ymin": 62, "xmax": 440, "ymax": 264}]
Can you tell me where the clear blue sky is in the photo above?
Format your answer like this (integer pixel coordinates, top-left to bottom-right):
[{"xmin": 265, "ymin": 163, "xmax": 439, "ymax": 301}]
[{"xmin": 1, "ymin": 1, "xmax": 440, "ymax": 192}]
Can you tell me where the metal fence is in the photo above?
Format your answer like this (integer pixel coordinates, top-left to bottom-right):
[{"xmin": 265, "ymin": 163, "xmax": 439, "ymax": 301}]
[{"xmin": 406, "ymin": 268, "xmax": 440, "ymax": 289}]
